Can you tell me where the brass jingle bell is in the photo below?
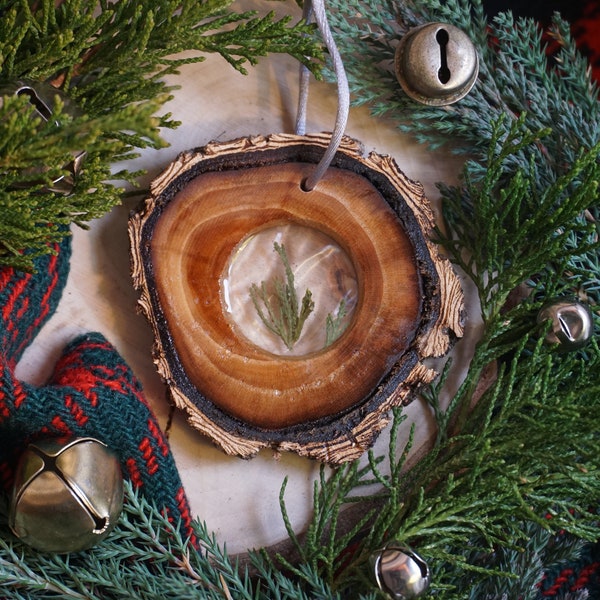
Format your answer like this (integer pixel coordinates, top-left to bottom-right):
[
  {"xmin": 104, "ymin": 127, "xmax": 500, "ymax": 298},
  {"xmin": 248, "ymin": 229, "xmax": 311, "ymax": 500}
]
[
  {"xmin": 537, "ymin": 297, "xmax": 594, "ymax": 351},
  {"xmin": 369, "ymin": 542, "xmax": 431, "ymax": 599},
  {"xmin": 0, "ymin": 79, "xmax": 86, "ymax": 194},
  {"xmin": 395, "ymin": 22, "xmax": 479, "ymax": 105},
  {"xmin": 9, "ymin": 437, "xmax": 123, "ymax": 553}
]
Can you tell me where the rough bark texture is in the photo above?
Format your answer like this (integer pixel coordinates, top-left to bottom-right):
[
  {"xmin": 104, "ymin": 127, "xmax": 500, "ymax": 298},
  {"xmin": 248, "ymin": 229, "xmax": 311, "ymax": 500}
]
[{"xmin": 129, "ymin": 133, "xmax": 464, "ymax": 464}]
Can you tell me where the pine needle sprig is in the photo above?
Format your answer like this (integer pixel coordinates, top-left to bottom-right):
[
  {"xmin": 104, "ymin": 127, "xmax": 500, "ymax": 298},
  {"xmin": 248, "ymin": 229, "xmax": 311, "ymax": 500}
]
[
  {"xmin": 548, "ymin": 16, "xmax": 600, "ymax": 112},
  {"xmin": 3, "ymin": 0, "xmax": 322, "ymax": 84},
  {"xmin": 260, "ymin": 114, "xmax": 600, "ymax": 597},
  {"xmin": 276, "ymin": 459, "xmax": 381, "ymax": 588},
  {"xmin": 192, "ymin": 10, "xmax": 323, "ymax": 76},
  {"xmin": 438, "ymin": 115, "xmax": 600, "ymax": 321},
  {"xmin": 2, "ymin": 480, "xmax": 335, "ymax": 599},
  {"xmin": 326, "ymin": 0, "xmax": 600, "ymax": 173},
  {"xmin": 249, "ymin": 242, "xmax": 315, "ymax": 351},
  {"xmin": 0, "ymin": 0, "xmax": 323, "ymax": 271},
  {"xmin": 0, "ymin": 92, "xmax": 166, "ymax": 270}
]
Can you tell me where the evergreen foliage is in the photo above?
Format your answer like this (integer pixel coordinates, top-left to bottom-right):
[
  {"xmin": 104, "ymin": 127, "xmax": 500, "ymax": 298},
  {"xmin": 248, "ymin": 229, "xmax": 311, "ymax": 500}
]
[
  {"xmin": 249, "ymin": 242, "xmax": 315, "ymax": 351},
  {"xmin": 0, "ymin": 0, "xmax": 322, "ymax": 271},
  {"xmin": 325, "ymin": 0, "xmax": 600, "ymax": 306},
  {"xmin": 0, "ymin": 0, "xmax": 599, "ymax": 598},
  {"xmin": 0, "ymin": 480, "xmax": 345, "ymax": 599}
]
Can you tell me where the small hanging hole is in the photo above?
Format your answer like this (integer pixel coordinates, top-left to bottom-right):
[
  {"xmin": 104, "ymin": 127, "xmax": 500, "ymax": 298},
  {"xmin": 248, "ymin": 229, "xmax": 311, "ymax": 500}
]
[
  {"xmin": 436, "ymin": 28, "xmax": 451, "ymax": 85},
  {"xmin": 300, "ymin": 177, "xmax": 313, "ymax": 193},
  {"xmin": 17, "ymin": 88, "xmax": 52, "ymax": 121}
]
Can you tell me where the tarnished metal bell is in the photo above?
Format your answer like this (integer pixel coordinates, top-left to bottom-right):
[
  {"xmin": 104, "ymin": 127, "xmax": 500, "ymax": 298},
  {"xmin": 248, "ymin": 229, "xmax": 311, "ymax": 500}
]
[
  {"xmin": 0, "ymin": 79, "xmax": 86, "ymax": 194},
  {"xmin": 9, "ymin": 437, "xmax": 123, "ymax": 553},
  {"xmin": 537, "ymin": 298, "xmax": 594, "ymax": 351},
  {"xmin": 395, "ymin": 22, "xmax": 479, "ymax": 105},
  {"xmin": 370, "ymin": 542, "xmax": 431, "ymax": 599}
]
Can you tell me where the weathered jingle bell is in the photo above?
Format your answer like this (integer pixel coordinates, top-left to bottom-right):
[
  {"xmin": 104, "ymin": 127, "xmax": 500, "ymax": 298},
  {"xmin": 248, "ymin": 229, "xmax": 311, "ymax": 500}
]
[
  {"xmin": 395, "ymin": 22, "xmax": 479, "ymax": 105},
  {"xmin": 370, "ymin": 542, "xmax": 431, "ymax": 599},
  {"xmin": 9, "ymin": 437, "xmax": 123, "ymax": 553},
  {"xmin": 537, "ymin": 297, "xmax": 594, "ymax": 351},
  {"xmin": 0, "ymin": 79, "xmax": 86, "ymax": 194}
]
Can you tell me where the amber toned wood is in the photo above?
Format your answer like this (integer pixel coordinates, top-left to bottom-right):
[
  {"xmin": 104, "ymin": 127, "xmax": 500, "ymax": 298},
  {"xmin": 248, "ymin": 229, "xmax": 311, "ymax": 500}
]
[{"xmin": 129, "ymin": 133, "xmax": 464, "ymax": 464}]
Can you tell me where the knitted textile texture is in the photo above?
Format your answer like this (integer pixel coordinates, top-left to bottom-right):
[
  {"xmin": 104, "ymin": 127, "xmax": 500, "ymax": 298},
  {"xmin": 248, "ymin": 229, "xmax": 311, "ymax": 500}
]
[
  {"xmin": 0, "ymin": 235, "xmax": 196, "ymax": 545},
  {"xmin": 538, "ymin": 539, "xmax": 600, "ymax": 598}
]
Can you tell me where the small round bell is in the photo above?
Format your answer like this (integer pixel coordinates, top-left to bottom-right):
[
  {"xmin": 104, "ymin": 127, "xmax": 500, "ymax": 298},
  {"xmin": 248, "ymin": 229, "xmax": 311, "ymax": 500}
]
[
  {"xmin": 0, "ymin": 79, "xmax": 86, "ymax": 194},
  {"xmin": 9, "ymin": 437, "xmax": 123, "ymax": 553},
  {"xmin": 395, "ymin": 22, "xmax": 479, "ymax": 105},
  {"xmin": 370, "ymin": 542, "xmax": 431, "ymax": 599},
  {"xmin": 537, "ymin": 298, "xmax": 594, "ymax": 351}
]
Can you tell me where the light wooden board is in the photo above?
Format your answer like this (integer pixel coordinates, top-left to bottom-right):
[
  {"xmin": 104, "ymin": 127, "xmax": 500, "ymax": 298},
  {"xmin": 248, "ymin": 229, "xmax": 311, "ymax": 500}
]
[{"xmin": 14, "ymin": 0, "xmax": 478, "ymax": 554}]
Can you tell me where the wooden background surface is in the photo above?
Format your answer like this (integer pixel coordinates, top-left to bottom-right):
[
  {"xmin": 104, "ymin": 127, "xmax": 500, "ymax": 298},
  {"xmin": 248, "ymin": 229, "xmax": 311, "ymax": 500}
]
[{"xmin": 14, "ymin": 0, "xmax": 477, "ymax": 554}]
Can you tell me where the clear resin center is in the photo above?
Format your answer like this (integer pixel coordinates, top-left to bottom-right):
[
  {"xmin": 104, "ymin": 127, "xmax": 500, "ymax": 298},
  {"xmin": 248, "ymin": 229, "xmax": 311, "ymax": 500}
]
[{"xmin": 221, "ymin": 223, "xmax": 359, "ymax": 357}]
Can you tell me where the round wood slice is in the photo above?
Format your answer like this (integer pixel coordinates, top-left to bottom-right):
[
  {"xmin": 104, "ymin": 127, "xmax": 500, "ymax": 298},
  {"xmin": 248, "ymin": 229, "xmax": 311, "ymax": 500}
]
[{"xmin": 128, "ymin": 133, "xmax": 464, "ymax": 463}]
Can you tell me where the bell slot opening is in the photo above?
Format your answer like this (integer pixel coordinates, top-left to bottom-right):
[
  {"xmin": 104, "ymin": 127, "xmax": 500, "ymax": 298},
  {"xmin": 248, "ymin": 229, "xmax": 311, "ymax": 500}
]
[
  {"xmin": 436, "ymin": 28, "xmax": 451, "ymax": 84},
  {"xmin": 17, "ymin": 87, "xmax": 52, "ymax": 121}
]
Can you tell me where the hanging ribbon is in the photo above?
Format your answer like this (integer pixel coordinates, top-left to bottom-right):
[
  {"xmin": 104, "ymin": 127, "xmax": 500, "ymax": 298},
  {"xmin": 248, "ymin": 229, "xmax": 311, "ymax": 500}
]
[{"xmin": 295, "ymin": 0, "xmax": 350, "ymax": 191}]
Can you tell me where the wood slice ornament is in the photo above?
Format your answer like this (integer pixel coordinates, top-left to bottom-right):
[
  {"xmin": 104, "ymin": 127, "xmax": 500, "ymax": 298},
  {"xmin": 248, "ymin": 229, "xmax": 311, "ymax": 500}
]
[{"xmin": 128, "ymin": 133, "xmax": 464, "ymax": 464}]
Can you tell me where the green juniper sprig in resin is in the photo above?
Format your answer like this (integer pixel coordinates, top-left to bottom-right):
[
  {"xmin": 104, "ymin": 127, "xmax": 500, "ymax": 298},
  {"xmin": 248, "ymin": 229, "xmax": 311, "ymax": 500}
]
[
  {"xmin": 324, "ymin": 298, "xmax": 348, "ymax": 348},
  {"xmin": 250, "ymin": 243, "xmax": 352, "ymax": 351},
  {"xmin": 250, "ymin": 242, "xmax": 315, "ymax": 351}
]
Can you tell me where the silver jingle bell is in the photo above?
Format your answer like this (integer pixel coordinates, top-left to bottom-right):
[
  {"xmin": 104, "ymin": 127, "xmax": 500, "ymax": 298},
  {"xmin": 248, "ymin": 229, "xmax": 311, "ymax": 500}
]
[
  {"xmin": 0, "ymin": 79, "xmax": 86, "ymax": 194},
  {"xmin": 537, "ymin": 298, "xmax": 594, "ymax": 351},
  {"xmin": 9, "ymin": 437, "xmax": 123, "ymax": 553},
  {"xmin": 370, "ymin": 542, "xmax": 431, "ymax": 599},
  {"xmin": 395, "ymin": 22, "xmax": 479, "ymax": 105}
]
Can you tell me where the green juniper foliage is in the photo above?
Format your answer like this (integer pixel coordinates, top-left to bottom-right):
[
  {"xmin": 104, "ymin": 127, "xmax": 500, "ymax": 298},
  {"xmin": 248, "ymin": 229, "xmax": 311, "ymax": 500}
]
[
  {"xmin": 0, "ymin": 480, "xmax": 336, "ymax": 599},
  {"xmin": 0, "ymin": 0, "xmax": 322, "ymax": 271},
  {"xmin": 250, "ymin": 242, "xmax": 315, "ymax": 351},
  {"xmin": 1, "ymin": 0, "xmax": 599, "ymax": 598},
  {"xmin": 250, "ymin": 242, "xmax": 350, "ymax": 350},
  {"xmin": 325, "ymin": 0, "xmax": 600, "ymax": 306},
  {"xmin": 324, "ymin": 297, "xmax": 347, "ymax": 347},
  {"xmin": 264, "ymin": 122, "xmax": 600, "ymax": 598}
]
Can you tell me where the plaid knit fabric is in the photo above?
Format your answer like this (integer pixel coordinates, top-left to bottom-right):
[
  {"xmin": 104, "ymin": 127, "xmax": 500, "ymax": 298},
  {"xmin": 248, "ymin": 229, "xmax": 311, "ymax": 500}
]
[
  {"xmin": 0, "ymin": 236, "xmax": 196, "ymax": 546},
  {"xmin": 538, "ymin": 540, "xmax": 600, "ymax": 598}
]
